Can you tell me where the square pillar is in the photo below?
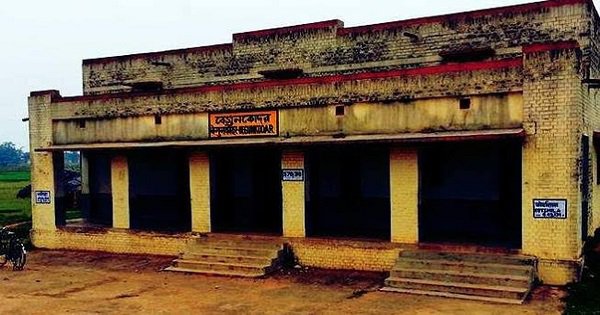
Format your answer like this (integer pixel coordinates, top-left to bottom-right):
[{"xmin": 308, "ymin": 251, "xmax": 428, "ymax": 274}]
[
  {"xmin": 282, "ymin": 150, "xmax": 306, "ymax": 237},
  {"xmin": 30, "ymin": 152, "xmax": 62, "ymax": 231},
  {"xmin": 111, "ymin": 155, "xmax": 130, "ymax": 229},
  {"xmin": 521, "ymin": 44, "xmax": 583, "ymax": 285},
  {"xmin": 53, "ymin": 153, "xmax": 66, "ymax": 226},
  {"xmin": 189, "ymin": 151, "xmax": 211, "ymax": 233},
  {"xmin": 390, "ymin": 147, "xmax": 419, "ymax": 244},
  {"xmin": 80, "ymin": 152, "xmax": 91, "ymax": 222},
  {"xmin": 28, "ymin": 90, "xmax": 61, "ymax": 232}
]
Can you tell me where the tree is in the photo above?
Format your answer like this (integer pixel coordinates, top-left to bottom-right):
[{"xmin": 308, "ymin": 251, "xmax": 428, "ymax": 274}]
[
  {"xmin": 64, "ymin": 151, "xmax": 80, "ymax": 171},
  {"xmin": 0, "ymin": 142, "xmax": 28, "ymax": 169}
]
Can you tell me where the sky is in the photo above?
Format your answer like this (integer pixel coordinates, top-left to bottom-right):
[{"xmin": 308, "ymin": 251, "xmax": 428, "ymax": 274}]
[{"xmin": 0, "ymin": 0, "xmax": 584, "ymax": 150}]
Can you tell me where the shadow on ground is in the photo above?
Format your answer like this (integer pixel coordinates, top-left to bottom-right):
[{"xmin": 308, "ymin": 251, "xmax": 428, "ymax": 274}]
[{"xmin": 564, "ymin": 229, "xmax": 600, "ymax": 315}]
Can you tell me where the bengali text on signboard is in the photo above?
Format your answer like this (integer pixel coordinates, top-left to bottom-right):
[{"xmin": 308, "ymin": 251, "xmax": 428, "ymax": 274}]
[
  {"xmin": 533, "ymin": 199, "xmax": 567, "ymax": 219},
  {"xmin": 209, "ymin": 110, "xmax": 278, "ymax": 138},
  {"xmin": 35, "ymin": 191, "xmax": 51, "ymax": 204}
]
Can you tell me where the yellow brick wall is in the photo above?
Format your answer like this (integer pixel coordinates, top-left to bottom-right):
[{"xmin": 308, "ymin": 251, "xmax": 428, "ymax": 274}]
[
  {"xmin": 289, "ymin": 239, "xmax": 401, "ymax": 272},
  {"xmin": 390, "ymin": 147, "xmax": 419, "ymax": 244},
  {"xmin": 537, "ymin": 258, "xmax": 582, "ymax": 286},
  {"xmin": 111, "ymin": 155, "xmax": 130, "ymax": 229},
  {"xmin": 189, "ymin": 151, "xmax": 211, "ymax": 233},
  {"xmin": 28, "ymin": 92, "xmax": 59, "ymax": 232},
  {"xmin": 31, "ymin": 229, "xmax": 191, "ymax": 256},
  {"xmin": 521, "ymin": 46, "xmax": 583, "ymax": 283},
  {"xmin": 281, "ymin": 150, "xmax": 305, "ymax": 237},
  {"xmin": 30, "ymin": 152, "xmax": 59, "ymax": 231},
  {"xmin": 30, "ymin": 228, "xmax": 402, "ymax": 272}
]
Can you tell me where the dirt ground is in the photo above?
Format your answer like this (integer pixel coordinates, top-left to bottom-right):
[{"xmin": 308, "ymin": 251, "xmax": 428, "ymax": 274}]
[{"xmin": 0, "ymin": 250, "xmax": 565, "ymax": 315}]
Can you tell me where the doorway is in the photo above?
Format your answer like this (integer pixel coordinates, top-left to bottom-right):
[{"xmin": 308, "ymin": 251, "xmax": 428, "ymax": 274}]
[
  {"xmin": 306, "ymin": 146, "xmax": 390, "ymax": 240},
  {"xmin": 419, "ymin": 140, "xmax": 522, "ymax": 248},
  {"xmin": 210, "ymin": 147, "xmax": 282, "ymax": 235},
  {"xmin": 86, "ymin": 152, "xmax": 112, "ymax": 226},
  {"xmin": 128, "ymin": 150, "xmax": 191, "ymax": 232}
]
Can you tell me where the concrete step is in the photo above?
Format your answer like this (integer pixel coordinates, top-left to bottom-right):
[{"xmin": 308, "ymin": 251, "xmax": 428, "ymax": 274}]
[
  {"xmin": 390, "ymin": 267, "xmax": 531, "ymax": 287},
  {"xmin": 173, "ymin": 259, "xmax": 272, "ymax": 274},
  {"xmin": 180, "ymin": 252, "xmax": 276, "ymax": 265},
  {"xmin": 184, "ymin": 246, "xmax": 280, "ymax": 258},
  {"xmin": 384, "ymin": 277, "xmax": 528, "ymax": 300},
  {"xmin": 168, "ymin": 238, "xmax": 283, "ymax": 278},
  {"xmin": 380, "ymin": 287, "xmax": 526, "ymax": 305},
  {"xmin": 393, "ymin": 258, "xmax": 533, "ymax": 277},
  {"xmin": 400, "ymin": 250, "xmax": 535, "ymax": 266},
  {"xmin": 164, "ymin": 266, "xmax": 265, "ymax": 278},
  {"xmin": 190, "ymin": 239, "xmax": 284, "ymax": 251}
]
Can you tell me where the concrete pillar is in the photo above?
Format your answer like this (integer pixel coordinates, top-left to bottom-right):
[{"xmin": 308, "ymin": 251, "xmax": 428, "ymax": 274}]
[
  {"xmin": 53, "ymin": 152, "xmax": 66, "ymax": 226},
  {"xmin": 80, "ymin": 152, "xmax": 90, "ymax": 196},
  {"xmin": 80, "ymin": 152, "xmax": 91, "ymax": 222},
  {"xmin": 281, "ymin": 150, "xmax": 306, "ymax": 237},
  {"xmin": 390, "ymin": 147, "xmax": 419, "ymax": 244},
  {"xmin": 28, "ymin": 90, "xmax": 61, "ymax": 232},
  {"xmin": 189, "ymin": 151, "xmax": 211, "ymax": 233},
  {"xmin": 111, "ymin": 155, "xmax": 130, "ymax": 229}
]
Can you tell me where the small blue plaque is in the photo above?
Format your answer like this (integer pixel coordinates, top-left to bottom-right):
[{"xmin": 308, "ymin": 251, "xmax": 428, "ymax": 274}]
[
  {"xmin": 533, "ymin": 199, "xmax": 567, "ymax": 219},
  {"xmin": 282, "ymin": 169, "xmax": 304, "ymax": 182},
  {"xmin": 35, "ymin": 191, "xmax": 51, "ymax": 204}
]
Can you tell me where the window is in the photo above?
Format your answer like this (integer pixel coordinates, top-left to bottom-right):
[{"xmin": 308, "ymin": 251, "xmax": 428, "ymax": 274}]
[{"xmin": 459, "ymin": 98, "xmax": 471, "ymax": 110}]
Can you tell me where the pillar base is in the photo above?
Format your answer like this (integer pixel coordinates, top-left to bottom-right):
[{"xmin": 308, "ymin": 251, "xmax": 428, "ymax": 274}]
[{"xmin": 537, "ymin": 258, "xmax": 582, "ymax": 285}]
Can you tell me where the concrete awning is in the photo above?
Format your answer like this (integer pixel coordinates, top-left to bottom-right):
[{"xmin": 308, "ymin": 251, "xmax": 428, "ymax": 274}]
[{"xmin": 36, "ymin": 128, "xmax": 525, "ymax": 152}]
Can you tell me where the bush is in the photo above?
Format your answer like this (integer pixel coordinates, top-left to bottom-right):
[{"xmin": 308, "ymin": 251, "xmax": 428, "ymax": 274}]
[{"xmin": 564, "ymin": 229, "xmax": 600, "ymax": 314}]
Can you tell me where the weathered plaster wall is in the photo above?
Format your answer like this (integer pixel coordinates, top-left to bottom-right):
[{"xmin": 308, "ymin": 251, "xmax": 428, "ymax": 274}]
[
  {"xmin": 53, "ymin": 113, "xmax": 208, "ymax": 144},
  {"xmin": 51, "ymin": 93, "xmax": 522, "ymax": 145}
]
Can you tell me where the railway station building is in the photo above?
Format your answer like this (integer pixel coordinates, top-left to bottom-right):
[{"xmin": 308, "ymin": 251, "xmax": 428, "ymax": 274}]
[{"xmin": 28, "ymin": 0, "xmax": 600, "ymax": 286}]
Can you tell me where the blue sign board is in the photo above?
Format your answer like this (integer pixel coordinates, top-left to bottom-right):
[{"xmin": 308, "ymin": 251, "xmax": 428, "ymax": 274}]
[
  {"xmin": 533, "ymin": 199, "xmax": 567, "ymax": 219},
  {"xmin": 35, "ymin": 191, "xmax": 51, "ymax": 204}
]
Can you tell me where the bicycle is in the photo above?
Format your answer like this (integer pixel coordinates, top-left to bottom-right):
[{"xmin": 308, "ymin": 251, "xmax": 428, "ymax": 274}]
[{"xmin": 0, "ymin": 227, "xmax": 26, "ymax": 271}]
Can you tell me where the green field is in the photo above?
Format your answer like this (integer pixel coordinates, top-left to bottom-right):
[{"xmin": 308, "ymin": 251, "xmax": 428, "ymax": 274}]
[
  {"xmin": 0, "ymin": 171, "xmax": 30, "ymax": 182},
  {"xmin": 0, "ymin": 171, "xmax": 33, "ymax": 248},
  {"xmin": 0, "ymin": 171, "xmax": 31, "ymax": 226},
  {"xmin": 0, "ymin": 171, "xmax": 82, "ymax": 226}
]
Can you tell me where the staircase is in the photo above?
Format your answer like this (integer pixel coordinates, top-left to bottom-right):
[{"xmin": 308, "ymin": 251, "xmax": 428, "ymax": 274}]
[
  {"xmin": 164, "ymin": 237, "xmax": 284, "ymax": 278},
  {"xmin": 381, "ymin": 250, "xmax": 537, "ymax": 304}
]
